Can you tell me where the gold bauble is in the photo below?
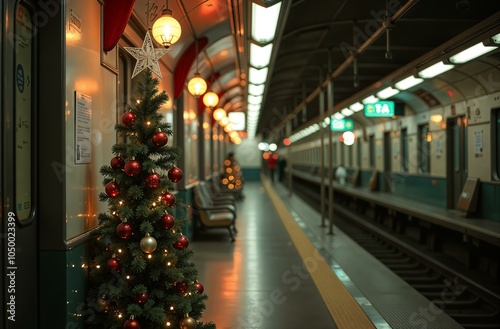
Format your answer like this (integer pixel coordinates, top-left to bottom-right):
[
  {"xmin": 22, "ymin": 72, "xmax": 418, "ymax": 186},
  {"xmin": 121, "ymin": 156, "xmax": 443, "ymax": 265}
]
[
  {"xmin": 140, "ymin": 233, "xmax": 157, "ymax": 253},
  {"xmin": 180, "ymin": 316, "xmax": 196, "ymax": 329}
]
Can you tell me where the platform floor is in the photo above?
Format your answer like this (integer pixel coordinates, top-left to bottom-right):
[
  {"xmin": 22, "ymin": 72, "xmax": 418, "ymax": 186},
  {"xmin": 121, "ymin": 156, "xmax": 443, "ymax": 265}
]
[{"xmin": 191, "ymin": 179, "xmax": 464, "ymax": 329}]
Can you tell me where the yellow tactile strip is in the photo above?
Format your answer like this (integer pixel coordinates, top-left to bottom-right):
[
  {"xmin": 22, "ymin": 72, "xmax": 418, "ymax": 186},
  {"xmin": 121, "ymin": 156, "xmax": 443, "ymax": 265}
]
[{"xmin": 263, "ymin": 176, "xmax": 375, "ymax": 329}]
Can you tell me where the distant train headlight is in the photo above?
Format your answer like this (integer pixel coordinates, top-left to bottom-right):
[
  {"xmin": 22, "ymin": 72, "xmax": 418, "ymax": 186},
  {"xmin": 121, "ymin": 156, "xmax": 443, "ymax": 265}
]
[{"xmin": 342, "ymin": 131, "xmax": 355, "ymax": 146}]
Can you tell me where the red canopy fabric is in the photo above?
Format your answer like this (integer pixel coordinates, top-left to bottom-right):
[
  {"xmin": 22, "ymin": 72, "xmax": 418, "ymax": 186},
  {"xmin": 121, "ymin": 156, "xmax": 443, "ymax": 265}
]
[{"xmin": 103, "ymin": 0, "xmax": 136, "ymax": 52}]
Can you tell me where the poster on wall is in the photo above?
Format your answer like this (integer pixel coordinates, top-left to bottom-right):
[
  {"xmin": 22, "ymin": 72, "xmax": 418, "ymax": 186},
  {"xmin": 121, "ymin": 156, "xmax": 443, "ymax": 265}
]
[
  {"xmin": 75, "ymin": 91, "xmax": 92, "ymax": 164},
  {"xmin": 474, "ymin": 130, "xmax": 483, "ymax": 158}
]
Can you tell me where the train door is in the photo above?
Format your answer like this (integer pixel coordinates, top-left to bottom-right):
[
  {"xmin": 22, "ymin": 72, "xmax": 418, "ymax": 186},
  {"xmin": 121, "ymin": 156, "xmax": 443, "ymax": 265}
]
[
  {"xmin": 1, "ymin": 1, "xmax": 38, "ymax": 328},
  {"xmin": 446, "ymin": 115, "xmax": 468, "ymax": 208},
  {"xmin": 383, "ymin": 131, "xmax": 392, "ymax": 191}
]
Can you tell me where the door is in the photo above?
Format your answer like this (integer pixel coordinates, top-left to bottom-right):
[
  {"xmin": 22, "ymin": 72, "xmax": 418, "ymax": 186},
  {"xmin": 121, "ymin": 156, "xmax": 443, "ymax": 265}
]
[
  {"xmin": 447, "ymin": 116, "xmax": 468, "ymax": 208},
  {"xmin": 383, "ymin": 131, "xmax": 392, "ymax": 191},
  {"xmin": 2, "ymin": 1, "xmax": 38, "ymax": 328}
]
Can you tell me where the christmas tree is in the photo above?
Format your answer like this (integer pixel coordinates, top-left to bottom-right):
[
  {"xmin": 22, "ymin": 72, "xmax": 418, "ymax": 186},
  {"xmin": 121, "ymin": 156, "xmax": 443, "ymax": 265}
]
[
  {"xmin": 220, "ymin": 152, "xmax": 244, "ymax": 199},
  {"xmin": 86, "ymin": 69, "xmax": 215, "ymax": 329}
]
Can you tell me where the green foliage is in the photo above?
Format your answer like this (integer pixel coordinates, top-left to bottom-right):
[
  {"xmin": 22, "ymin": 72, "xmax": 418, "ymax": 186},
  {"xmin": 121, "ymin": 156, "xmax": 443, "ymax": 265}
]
[{"xmin": 86, "ymin": 69, "xmax": 215, "ymax": 329}]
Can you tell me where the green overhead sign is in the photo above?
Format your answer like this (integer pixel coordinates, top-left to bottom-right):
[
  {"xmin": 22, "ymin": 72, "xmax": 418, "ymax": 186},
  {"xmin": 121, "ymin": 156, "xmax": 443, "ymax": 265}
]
[
  {"xmin": 364, "ymin": 101, "xmax": 395, "ymax": 117},
  {"xmin": 330, "ymin": 118, "xmax": 354, "ymax": 131}
]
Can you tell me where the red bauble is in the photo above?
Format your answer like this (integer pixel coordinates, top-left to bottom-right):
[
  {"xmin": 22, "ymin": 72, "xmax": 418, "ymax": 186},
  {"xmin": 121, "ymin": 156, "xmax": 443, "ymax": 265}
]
[
  {"xmin": 176, "ymin": 281, "xmax": 188, "ymax": 293},
  {"xmin": 124, "ymin": 160, "xmax": 141, "ymax": 177},
  {"xmin": 167, "ymin": 167, "xmax": 183, "ymax": 183},
  {"xmin": 195, "ymin": 282, "xmax": 204, "ymax": 294},
  {"xmin": 152, "ymin": 131, "xmax": 168, "ymax": 146},
  {"xmin": 110, "ymin": 156, "xmax": 125, "ymax": 170},
  {"xmin": 135, "ymin": 293, "xmax": 148, "ymax": 304},
  {"xmin": 121, "ymin": 112, "xmax": 137, "ymax": 127},
  {"xmin": 105, "ymin": 182, "xmax": 120, "ymax": 197},
  {"xmin": 161, "ymin": 214, "xmax": 175, "ymax": 230},
  {"xmin": 117, "ymin": 222, "xmax": 133, "ymax": 239},
  {"xmin": 106, "ymin": 258, "xmax": 121, "ymax": 272},
  {"xmin": 123, "ymin": 319, "xmax": 140, "ymax": 329},
  {"xmin": 145, "ymin": 173, "xmax": 161, "ymax": 189},
  {"xmin": 161, "ymin": 192, "xmax": 176, "ymax": 207},
  {"xmin": 173, "ymin": 235, "xmax": 189, "ymax": 250}
]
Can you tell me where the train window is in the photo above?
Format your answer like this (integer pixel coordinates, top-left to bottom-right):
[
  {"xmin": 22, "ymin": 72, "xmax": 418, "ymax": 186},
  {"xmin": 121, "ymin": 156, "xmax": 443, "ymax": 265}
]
[
  {"xmin": 15, "ymin": 3, "xmax": 34, "ymax": 222},
  {"xmin": 333, "ymin": 142, "xmax": 338, "ymax": 165},
  {"xmin": 369, "ymin": 135, "xmax": 375, "ymax": 167},
  {"xmin": 401, "ymin": 128, "xmax": 408, "ymax": 172},
  {"xmin": 357, "ymin": 138, "xmax": 362, "ymax": 167},
  {"xmin": 340, "ymin": 142, "xmax": 345, "ymax": 165},
  {"xmin": 348, "ymin": 142, "xmax": 353, "ymax": 167},
  {"xmin": 418, "ymin": 124, "xmax": 430, "ymax": 173},
  {"xmin": 494, "ymin": 109, "xmax": 500, "ymax": 180}
]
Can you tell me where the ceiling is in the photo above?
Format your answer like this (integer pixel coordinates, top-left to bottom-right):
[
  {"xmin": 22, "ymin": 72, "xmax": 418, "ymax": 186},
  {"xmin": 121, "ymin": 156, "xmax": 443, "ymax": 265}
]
[{"xmin": 130, "ymin": 0, "xmax": 500, "ymax": 142}]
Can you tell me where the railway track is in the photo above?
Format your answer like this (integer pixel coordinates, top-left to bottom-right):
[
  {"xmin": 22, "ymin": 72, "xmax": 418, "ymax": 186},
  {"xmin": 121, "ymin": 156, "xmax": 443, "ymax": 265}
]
[{"xmin": 292, "ymin": 180, "xmax": 500, "ymax": 329}]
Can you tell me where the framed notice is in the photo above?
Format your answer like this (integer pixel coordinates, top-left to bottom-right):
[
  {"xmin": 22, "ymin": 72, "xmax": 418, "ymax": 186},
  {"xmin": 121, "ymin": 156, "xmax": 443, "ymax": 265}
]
[
  {"xmin": 474, "ymin": 130, "xmax": 483, "ymax": 158},
  {"xmin": 75, "ymin": 91, "xmax": 92, "ymax": 164}
]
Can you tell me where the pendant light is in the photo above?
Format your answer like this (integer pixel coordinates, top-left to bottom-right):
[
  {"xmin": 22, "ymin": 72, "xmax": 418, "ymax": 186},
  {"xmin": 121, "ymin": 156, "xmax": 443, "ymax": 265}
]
[
  {"xmin": 152, "ymin": 0, "xmax": 182, "ymax": 48},
  {"xmin": 187, "ymin": 39, "xmax": 207, "ymax": 98}
]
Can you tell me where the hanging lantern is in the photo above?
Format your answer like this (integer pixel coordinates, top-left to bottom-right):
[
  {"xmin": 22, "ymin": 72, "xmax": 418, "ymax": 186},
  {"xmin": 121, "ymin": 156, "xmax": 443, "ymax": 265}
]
[
  {"xmin": 151, "ymin": 1, "xmax": 181, "ymax": 49},
  {"xmin": 202, "ymin": 91, "xmax": 219, "ymax": 109},
  {"xmin": 187, "ymin": 73, "xmax": 207, "ymax": 98},
  {"xmin": 213, "ymin": 108, "xmax": 226, "ymax": 121}
]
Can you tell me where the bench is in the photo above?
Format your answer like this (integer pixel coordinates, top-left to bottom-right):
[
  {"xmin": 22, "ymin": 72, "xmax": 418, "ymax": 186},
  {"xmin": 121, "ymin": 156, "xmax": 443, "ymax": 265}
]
[{"xmin": 192, "ymin": 183, "xmax": 237, "ymax": 241}]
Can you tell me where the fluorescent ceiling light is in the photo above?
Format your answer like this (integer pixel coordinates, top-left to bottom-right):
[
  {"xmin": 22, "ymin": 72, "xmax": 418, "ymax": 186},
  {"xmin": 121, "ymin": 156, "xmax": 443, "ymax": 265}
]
[
  {"xmin": 418, "ymin": 62, "xmax": 454, "ymax": 79},
  {"xmin": 492, "ymin": 33, "xmax": 500, "ymax": 44},
  {"xmin": 249, "ymin": 67, "xmax": 268, "ymax": 85},
  {"xmin": 324, "ymin": 117, "xmax": 330, "ymax": 124},
  {"xmin": 449, "ymin": 42, "xmax": 497, "ymax": 64},
  {"xmin": 247, "ymin": 104, "xmax": 261, "ymax": 112},
  {"xmin": 252, "ymin": 2, "xmax": 282, "ymax": 43},
  {"xmin": 362, "ymin": 95, "xmax": 379, "ymax": 104},
  {"xmin": 333, "ymin": 112, "xmax": 345, "ymax": 120},
  {"xmin": 250, "ymin": 43, "xmax": 273, "ymax": 68},
  {"xmin": 341, "ymin": 108, "xmax": 354, "ymax": 116},
  {"xmin": 395, "ymin": 76, "xmax": 423, "ymax": 90},
  {"xmin": 248, "ymin": 84, "xmax": 265, "ymax": 96},
  {"xmin": 248, "ymin": 95, "xmax": 263, "ymax": 105},
  {"xmin": 349, "ymin": 102, "xmax": 364, "ymax": 112},
  {"xmin": 376, "ymin": 87, "xmax": 400, "ymax": 99}
]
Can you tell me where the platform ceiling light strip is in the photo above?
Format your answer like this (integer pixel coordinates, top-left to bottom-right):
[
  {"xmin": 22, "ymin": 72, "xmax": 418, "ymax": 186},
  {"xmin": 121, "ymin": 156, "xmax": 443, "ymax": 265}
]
[
  {"xmin": 248, "ymin": 83, "xmax": 265, "ymax": 96},
  {"xmin": 394, "ymin": 76, "xmax": 423, "ymax": 90},
  {"xmin": 418, "ymin": 62, "xmax": 454, "ymax": 79},
  {"xmin": 341, "ymin": 108, "xmax": 354, "ymax": 116},
  {"xmin": 248, "ymin": 95, "xmax": 263, "ymax": 105},
  {"xmin": 251, "ymin": 1, "xmax": 282, "ymax": 43},
  {"xmin": 362, "ymin": 95, "xmax": 379, "ymax": 104},
  {"xmin": 333, "ymin": 112, "xmax": 345, "ymax": 120},
  {"xmin": 249, "ymin": 67, "xmax": 268, "ymax": 85},
  {"xmin": 492, "ymin": 33, "xmax": 500, "ymax": 44},
  {"xmin": 376, "ymin": 86, "xmax": 400, "ymax": 99},
  {"xmin": 449, "ymin": 42, "xmax": 497, "ymax": 64},
  {"xmin": 349, "ymin": 102, "xmax": 364, "ymax": 112},
  {"xmin": 250, "ymin": 43, "xmax": 273, "ymax": 68},
  {"xmin": 247, "ymin": 103, "xmax": 261, "ymax": 112}
]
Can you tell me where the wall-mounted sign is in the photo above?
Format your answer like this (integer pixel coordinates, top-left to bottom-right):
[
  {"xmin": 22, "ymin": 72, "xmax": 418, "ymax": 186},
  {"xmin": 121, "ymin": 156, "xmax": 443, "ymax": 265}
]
[
  {"xmin": 330, "ymin": 118, "xmax": 354, "ymax": 131},
  {"xmin": 364, "ymin": 101, "xmax": 395, "ymax": 117},
  {"xmin": 75, "ymin": 91, "xmax": 92, "ymax": 164}
]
